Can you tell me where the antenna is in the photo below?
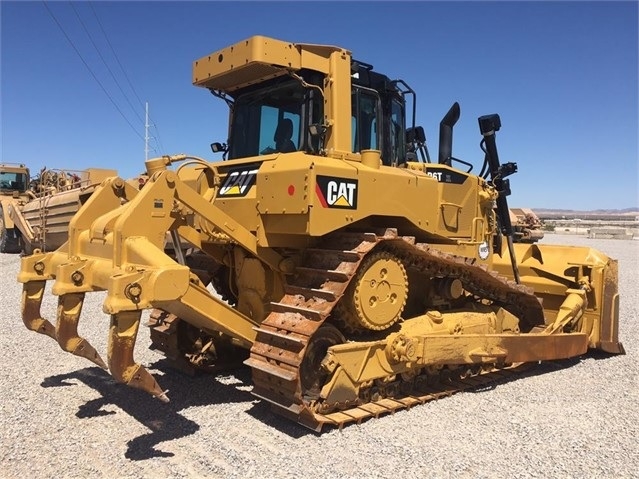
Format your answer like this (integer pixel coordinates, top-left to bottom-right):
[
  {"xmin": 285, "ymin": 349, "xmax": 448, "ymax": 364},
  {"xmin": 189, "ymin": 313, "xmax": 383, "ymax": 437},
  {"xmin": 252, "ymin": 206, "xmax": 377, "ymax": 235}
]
[{"xmin": 145, "ymin": 102, "xmax": 150, "ymax": 161}]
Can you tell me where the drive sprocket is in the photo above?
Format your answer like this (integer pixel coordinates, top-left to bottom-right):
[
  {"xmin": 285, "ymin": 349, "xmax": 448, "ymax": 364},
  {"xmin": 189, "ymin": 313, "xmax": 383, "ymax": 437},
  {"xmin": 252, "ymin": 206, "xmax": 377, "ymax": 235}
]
[{"xmin": 337, "ymin": 250, "xmax": 408, "ymax": 332}]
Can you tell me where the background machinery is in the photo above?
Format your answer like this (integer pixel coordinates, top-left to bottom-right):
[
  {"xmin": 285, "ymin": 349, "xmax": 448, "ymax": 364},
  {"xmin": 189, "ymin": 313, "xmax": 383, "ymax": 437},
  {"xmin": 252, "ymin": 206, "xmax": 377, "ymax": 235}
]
[
  {"xmin": 0, "ymin": 163, "xmax": 31, "ymax": 253},
  {"xmin": 509, "ymin": 207, "xmax": 545, "ymax": 243},
  {"xmin": 0, "ymin": 163, "xmax": 117, "ymax": 254},
  {"xmin": 18, "ymin": 36, "xmax": 623, "ymax": 431}
]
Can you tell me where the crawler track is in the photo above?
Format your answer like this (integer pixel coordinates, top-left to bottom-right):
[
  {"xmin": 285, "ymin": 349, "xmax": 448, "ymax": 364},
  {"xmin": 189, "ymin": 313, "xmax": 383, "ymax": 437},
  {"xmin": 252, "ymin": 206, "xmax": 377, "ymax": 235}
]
[
  {"xmin": 306, "ymin": 362, "xmax": 533, "ymax": 430},
  {"xmin": 247, "ymin": 230, "xmax": 545, "ymax": 431}
]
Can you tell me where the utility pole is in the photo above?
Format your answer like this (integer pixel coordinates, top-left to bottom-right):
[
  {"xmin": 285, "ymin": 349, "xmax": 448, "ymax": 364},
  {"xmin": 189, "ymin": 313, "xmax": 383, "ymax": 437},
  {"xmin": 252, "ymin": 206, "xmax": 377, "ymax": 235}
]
[{"xmin": 145, "ymin": 102, "xmax": 150, "ymax": 161}]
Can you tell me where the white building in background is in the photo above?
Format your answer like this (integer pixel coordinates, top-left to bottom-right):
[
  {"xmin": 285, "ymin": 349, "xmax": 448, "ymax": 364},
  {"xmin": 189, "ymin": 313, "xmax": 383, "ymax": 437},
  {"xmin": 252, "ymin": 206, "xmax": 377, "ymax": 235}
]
[{"xmin": 588, "ymin": 227, "xmax": 634, "ymax": 240}]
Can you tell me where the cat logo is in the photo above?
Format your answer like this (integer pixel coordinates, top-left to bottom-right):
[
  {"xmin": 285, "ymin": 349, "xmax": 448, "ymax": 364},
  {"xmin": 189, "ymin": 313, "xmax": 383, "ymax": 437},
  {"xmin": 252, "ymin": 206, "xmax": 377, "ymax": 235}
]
[
  {"xmin": 316, "ymin": 175, "xmax": 358, "ymax": 209},
  {"xmin": 219, "ymin": 165, "xmax": 259, "ymax": 197}
]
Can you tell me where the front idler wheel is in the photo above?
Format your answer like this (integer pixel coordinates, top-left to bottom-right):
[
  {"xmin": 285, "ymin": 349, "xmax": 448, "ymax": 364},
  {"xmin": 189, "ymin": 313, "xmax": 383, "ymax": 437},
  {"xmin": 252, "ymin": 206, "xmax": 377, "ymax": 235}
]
[{"xmin": 300, "ymin": 324, "xmax": 345, "ymax": 400}]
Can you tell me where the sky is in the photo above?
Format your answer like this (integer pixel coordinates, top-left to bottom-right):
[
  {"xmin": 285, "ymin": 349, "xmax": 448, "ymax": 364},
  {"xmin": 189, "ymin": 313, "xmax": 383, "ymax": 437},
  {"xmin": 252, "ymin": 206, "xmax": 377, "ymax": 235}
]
[{"xmin": 1, "ymin": 1, "xmax": 637, "ymax": 211}]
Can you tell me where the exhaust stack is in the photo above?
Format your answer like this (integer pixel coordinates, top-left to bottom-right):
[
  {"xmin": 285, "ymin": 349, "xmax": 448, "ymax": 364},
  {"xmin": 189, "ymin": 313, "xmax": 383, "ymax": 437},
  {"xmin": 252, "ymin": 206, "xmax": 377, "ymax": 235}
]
[{"xmin": 438, "ymin": 102, "xmax": 461, "ymax": 165}]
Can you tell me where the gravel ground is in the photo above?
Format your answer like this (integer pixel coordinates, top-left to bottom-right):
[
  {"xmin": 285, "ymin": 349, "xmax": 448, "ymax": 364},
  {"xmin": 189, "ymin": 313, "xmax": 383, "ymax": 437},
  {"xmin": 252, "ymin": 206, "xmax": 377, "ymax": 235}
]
[{"xmin": 1, "ymin": 234, "xmax": 637, "ymax": 479}]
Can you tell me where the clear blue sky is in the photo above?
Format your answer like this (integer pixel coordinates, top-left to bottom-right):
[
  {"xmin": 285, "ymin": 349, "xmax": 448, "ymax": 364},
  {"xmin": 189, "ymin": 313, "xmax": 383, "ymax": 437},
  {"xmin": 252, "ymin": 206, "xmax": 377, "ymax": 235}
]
[{"xmin": 1, "ymin": 1, "xmax": 637, "ymax": 210}]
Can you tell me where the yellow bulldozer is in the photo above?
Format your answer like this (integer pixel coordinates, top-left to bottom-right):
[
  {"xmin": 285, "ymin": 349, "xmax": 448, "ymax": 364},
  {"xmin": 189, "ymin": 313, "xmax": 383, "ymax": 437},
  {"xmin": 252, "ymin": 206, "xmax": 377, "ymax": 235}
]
[
  {"xmin": 18, "ymin": 36, "xmax": 624, "ymax": 431},
  {"xmin": 0, "ymin": 163, "xmax": 32, "ymax": 253}
]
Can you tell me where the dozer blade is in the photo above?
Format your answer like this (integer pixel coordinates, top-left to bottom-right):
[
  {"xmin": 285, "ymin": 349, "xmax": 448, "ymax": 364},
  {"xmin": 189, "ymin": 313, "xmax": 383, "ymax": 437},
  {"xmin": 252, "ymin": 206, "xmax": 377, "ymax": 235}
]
[
  {"xmin": 108, "ymin": 311, "xmax": 168, "ymax": 402},
  {"xmin": 56, "ymin": 292, "xmax": 107, "ymax": 370},
  {"xmin": 21, "ymin": 280, "xmax": 56, "ymax": 340},
  {"xmin": 493, "ymin": 242, "xmax": 624, "ymax": 354}
]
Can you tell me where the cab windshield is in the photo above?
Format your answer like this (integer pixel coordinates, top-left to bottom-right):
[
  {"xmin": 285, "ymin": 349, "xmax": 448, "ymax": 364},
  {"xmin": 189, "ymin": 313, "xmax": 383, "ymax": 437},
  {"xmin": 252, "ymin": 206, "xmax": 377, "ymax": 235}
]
[
  {"xmin": 228, "ymin": 77, "xmax": 321, "ymax": 159},
  {"xmin": 0, "ymin": 171, "xmax": 27, "ymax": 192}
]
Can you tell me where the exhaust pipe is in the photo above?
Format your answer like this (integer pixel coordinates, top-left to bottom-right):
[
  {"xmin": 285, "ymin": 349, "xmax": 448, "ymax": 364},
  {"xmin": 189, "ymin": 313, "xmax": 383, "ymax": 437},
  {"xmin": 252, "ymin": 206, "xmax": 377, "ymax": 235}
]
[{"xmin": 438, "ymin": 102, "xmax": 461, "ymax": 165}]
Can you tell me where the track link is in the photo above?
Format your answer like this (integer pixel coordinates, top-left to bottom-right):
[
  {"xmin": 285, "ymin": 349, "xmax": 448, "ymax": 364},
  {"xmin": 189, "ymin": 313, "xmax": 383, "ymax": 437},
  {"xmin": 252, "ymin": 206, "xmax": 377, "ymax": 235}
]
[
  {"xmin": 247, "ymin": 229, "xmax": 545, "ymax": 431},
  {"xmin": 312, "ymin": 363, "xmax": 532, "ymax": 430}
]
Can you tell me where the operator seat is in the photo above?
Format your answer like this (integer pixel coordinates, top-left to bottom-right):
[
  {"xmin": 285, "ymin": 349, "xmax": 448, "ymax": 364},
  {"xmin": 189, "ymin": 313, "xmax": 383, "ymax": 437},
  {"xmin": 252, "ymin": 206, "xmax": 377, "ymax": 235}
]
[{"xmin": 274, "ymin": 118, "xmax": 296, "ymax": 153}]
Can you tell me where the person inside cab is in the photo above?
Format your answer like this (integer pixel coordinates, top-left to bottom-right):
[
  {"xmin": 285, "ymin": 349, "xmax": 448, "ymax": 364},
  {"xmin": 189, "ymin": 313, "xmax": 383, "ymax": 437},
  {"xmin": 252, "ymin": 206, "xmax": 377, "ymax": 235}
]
[{"xmin": 261, "ymin": 118, "xmax": 296, "ymax": 154}]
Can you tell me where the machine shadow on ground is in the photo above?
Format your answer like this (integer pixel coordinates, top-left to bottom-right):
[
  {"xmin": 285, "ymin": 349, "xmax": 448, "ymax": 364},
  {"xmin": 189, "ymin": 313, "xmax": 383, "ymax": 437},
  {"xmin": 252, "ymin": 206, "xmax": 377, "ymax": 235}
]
[
  {"xmin": 464, "ymin": 357, "xmax": 583, "ymax": 395},
  {"xmin": 41, "ymin": 359, "xmax": 312, "ymax": 460},
  {"xmin": 37, "ymin": 349, "xmax": 623, "ymax": 457}
]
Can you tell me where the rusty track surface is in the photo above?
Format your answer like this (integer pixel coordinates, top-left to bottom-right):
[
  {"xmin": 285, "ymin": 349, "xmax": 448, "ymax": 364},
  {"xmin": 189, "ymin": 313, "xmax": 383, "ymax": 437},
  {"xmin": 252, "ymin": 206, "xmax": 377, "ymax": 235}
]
[{"xmin": 246, "ymin": 229, "xmax": 545, "ymax": 431}]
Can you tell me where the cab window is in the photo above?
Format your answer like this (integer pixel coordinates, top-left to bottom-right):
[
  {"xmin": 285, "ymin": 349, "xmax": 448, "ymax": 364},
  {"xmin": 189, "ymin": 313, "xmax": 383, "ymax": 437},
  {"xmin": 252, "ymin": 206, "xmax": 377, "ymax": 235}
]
[
  {"xmin": 389, "ymin": 98, "xmax": 406, "ymax": 165},
  {"xmin": 351, "ymin": 86, "xmax": 381, "ymax": 153}
]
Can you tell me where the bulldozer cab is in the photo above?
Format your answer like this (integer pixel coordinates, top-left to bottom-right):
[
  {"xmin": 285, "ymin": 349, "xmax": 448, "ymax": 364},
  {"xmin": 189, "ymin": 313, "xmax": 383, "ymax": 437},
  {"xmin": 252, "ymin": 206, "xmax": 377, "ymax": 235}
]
[
  {"xmin": 0, "ymin": 164, "xmax": 29, "ymax": 194},
  {"xmin": 200, "ymin": 38, "xmax": 412, "ymax": 168}
]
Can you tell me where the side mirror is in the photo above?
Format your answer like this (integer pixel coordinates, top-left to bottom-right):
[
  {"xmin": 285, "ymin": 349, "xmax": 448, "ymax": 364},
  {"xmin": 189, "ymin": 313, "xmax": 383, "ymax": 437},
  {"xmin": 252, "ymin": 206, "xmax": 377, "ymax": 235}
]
[
  {"xmin": 308, "ymin": 123, "xmax": 328, "ymax": 138},
  {"xmin": 308, "ymin": 123, "xmax": 329, "ymax": 153},
  {"xmin": 210, "ymin": 142, "xmax": 228, "ymax": 153},
  {"xmin": 406, "ymin": 126, "xmax": 426, "ymax": 144}
]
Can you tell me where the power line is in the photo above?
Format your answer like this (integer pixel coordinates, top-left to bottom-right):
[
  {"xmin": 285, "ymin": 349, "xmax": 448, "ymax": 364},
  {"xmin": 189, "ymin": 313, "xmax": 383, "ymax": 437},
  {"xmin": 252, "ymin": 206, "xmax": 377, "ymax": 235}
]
[
  {"xmin": 88, "ymin": 1, "xmax": 165, "ymax": 153},
  {"xmin": 42, "ymin": 1, "xmax": 145, "ymax": 142},
  {"xmin": 150, "ymin": 120, "xmax": 165, "ymax": 153},
  {"xmin": 87, "ymin": 1, "xmax": 145, "ymax": 110},
  {"xmin": 69, "ymin": 1, "xmax": 145, "ymax": 126}
]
